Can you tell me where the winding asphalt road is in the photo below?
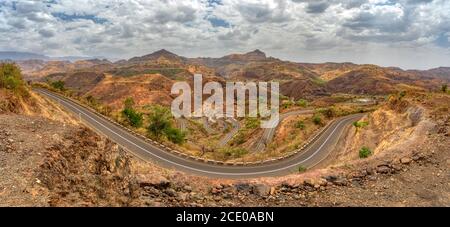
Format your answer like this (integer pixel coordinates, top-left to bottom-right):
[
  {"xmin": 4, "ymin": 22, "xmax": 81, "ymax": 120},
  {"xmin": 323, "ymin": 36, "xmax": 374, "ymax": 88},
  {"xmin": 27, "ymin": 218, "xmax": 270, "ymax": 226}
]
[
  {"xmin": 253, "ymin": 109, "xmax": 315, "ymax": 152},
  {"xmin": 34, "ymin": 88, "xmax": 363, "ymax": 179},
  {"xmin": 218, "ymin": 118, "xmax": 240, "ymax": 146}
]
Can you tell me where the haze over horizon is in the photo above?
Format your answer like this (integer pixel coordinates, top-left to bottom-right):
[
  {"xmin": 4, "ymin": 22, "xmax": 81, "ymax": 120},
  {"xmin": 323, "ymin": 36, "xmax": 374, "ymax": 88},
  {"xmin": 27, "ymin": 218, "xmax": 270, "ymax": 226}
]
[{"xmin": 1, "ymin": 0, "xmax": 449, "ymax": 70}]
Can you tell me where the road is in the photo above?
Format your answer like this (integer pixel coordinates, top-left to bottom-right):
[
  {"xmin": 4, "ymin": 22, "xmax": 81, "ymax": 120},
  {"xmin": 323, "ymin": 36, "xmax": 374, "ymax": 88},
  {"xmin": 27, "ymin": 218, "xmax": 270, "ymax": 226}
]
[
  {"xmin": 253, "ymin": 109, "xmax": 315, "ymax": 152},
  {"xmin": 218, "ymin": 118, "xmax": 240, "ymax": 146},
  {"xmin": 34, "ymin": 88, "xmax": 363, "ymax": 179}
]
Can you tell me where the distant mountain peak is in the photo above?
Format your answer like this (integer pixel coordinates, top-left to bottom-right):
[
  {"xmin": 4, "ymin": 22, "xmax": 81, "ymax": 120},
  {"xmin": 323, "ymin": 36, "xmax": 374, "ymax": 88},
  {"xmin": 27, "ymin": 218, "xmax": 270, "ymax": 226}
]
[
  {"xmin": 222, "ymin": 49, "xmax": 267, "ymax": 61},
  {"xmin": 129, "ymin": 49, "xmax": 182, "ymax": 62}
]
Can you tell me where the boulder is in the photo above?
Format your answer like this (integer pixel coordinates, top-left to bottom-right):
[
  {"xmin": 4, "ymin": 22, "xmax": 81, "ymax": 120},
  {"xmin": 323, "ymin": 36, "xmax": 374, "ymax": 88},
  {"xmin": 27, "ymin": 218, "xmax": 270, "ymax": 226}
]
[{"xmin": 252, "ymin": 184, "xmax": 271, "ymax": 196}]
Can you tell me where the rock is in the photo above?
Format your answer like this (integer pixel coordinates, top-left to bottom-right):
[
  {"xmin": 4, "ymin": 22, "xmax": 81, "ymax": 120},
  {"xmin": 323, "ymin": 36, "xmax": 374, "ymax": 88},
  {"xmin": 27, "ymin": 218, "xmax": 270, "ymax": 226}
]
[
  {"xmin": 235, "ymin": 183, "xmax": 251, "ymax": 193},
  {"xmin": 211, "ymin": 188, "xmax": 221, "ymax": 194},
  {"xmin": 253, "ymin": 184, "xmax": 271, "ymax": 196},
  {"xmin": 178, "ymin": 192, "xmax": 188, "ymax": 201},
  {"xmin": 376, "ymin": 166, "xmax": 391, "ymax": 174},
  {"xmin": 136, "ymin": 174, "xmax": 170, "ymax": 188},
  {"xmin": 165, "ymin": 188, "xmax": 177, "ymax": 197},
  {"xmin": 183, "ymin": 185, "xmax": 192, "ymax": 192},
  {"xmin": 333, "ymin": 177, "xmax": 348, "ymax": 186},
  {"xmin": 304, "ymin": 179, "xmax": 314, "ymax": 187},
  {"xmin": 325, "ymin": 175, "xmax": 338, "ymax": 182},
  {"xmin": 392, "ymin": 164, "xmax": 402, "ymax": 171},
  {"xmin": 270, "ymin": 187, "xmax": 276, "ymax": 195},
  {"xmin": 400, "ymin": 157, "xmax": 412, "ymax": 164}
]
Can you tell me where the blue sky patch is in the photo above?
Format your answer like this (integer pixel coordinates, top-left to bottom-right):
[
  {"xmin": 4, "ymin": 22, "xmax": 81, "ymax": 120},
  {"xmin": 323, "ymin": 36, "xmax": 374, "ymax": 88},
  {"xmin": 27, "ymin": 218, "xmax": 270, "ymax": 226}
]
[
  {"xmin": 52, "ymin": 12, "xmax": 108, "ymax": 24},
  {"xmin": 208, "ymin": 17, "xmax": 230, "ymax": 28}
]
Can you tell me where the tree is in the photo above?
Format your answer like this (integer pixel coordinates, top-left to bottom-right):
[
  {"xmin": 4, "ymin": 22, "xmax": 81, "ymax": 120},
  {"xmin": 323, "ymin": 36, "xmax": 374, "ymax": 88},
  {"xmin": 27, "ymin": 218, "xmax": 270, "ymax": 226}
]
[
  {"xmin": 442, "ymin": 84, "xmax": 448, "ymax": 93},
  {"xmin": 147, "ymin": 105, "xmax": 172, "ymax": 138},
  {"xmin": 0, "ymin": 63, "xmax": 27, "ymax": 95}
]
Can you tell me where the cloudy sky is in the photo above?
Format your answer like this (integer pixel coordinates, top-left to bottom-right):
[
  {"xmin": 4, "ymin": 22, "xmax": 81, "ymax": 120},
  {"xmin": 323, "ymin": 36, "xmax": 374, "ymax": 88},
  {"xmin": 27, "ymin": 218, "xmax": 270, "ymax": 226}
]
[{"xmin": 0, "ymin": 0, "xmax": 449, "ymax": 69}]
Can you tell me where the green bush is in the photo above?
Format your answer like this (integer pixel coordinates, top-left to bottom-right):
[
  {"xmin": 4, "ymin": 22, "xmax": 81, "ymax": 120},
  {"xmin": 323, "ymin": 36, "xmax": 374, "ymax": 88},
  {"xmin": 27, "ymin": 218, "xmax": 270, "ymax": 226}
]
[
  {"xmin": 147, "ymin": 105, "xmax": 172, "ymax": 138},
  {"xmin": 245, "ymin": 118, "xmax": 260, "ymax": 129},
  {"xmin": 122, "ymin": 108, "xmax": 143, "ymax": 127},
  {"xmin": 353, "ymin": 121, "xmax": 369, "ymax": 128},
  {"xmin": 298, "ymin": 166, "xmax": 307, "ymax": 173},
  {"xmin": 296, "ymin": 99, "xmax": 308, "ymax": 107},
  {"xmin": 50, "ymin": 80, "xmax": 66, "ymax": 91},
  {"xmin": 442, "ymin": 84, "xmax": 448, "ymax": 93},
  {"xmin": 0, "ymin": 63, "xmax": 28, "ymax": 95},
  {"xmin": 295, "ymin": 120, "xmax": 305, "ymax": 130},
  {"xmin": 164, "ymin": 127, "xmax": 186, "ymax": 144},
  {"xmin": 312, "ymin": 114, "xmax": 322, "ymax": 125},
  {"xmin": 121, "ymin": 97, "xmax": 143, "ymax": 127},
  {"xmin": 359, "ymin": 147, "xmax": 372, "ymax": 158}
]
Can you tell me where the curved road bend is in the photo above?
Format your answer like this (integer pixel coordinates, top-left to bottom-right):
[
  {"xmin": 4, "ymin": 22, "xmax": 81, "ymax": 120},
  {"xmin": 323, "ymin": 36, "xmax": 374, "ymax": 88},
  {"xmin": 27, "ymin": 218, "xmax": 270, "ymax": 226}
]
[
  {"xmin": 34, "ymin": 88, "xmax": 363, "ymax": 179},
  {"xmin": 253, "ymin": 109, "xmax": 315, "ymax": 152},
  {"xmin": 218, "ymin": 118, "xmax": 240, "ymax": 146}
]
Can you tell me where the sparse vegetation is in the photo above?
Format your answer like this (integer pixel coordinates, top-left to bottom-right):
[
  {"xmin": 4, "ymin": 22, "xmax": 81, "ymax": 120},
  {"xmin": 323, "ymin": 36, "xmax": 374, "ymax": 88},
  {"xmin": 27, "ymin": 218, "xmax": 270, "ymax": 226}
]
[
  {"xmin": 50, "ymin": 80, "xmax": 66, "ymax": 91},
  {"xmin": 147, "ymin": 105, "xmax": 185, "ymax": 144},
  {"xmin": 245, "ymin": 117, "xmax": 260, "ymax": 129},
  {"xmin": 442, "ymin": 84, "xmax": 448, "ymax": 93},
  {"xmin": 359, "ymin": 147, "xmax": 372, "ymax": 158},
  {"xmin": 121, "ymin": 97, "xmax": 143, "ymax": 128},
  {"xmin": 296, "ymin": 99, "xmax": 308, "ymax": 107},
  {"xmin": 0, "ymin": 63, "xmax": 28, "ymax": 96},
  {"xmin": 219, "ymin": 147, "xmax": 248, "ymax": 159},
  {"xmin": 312, "ymin": 114, "xmax": 322, "ymax": 125},
  {"xmin": 295, "ymin": 120, "xmax": 306, "ymax": 130},
  {"xmin": 353, "ymin": 121, "xmax": 369, "ymax": 128},
  {"xmin": 298, "ymin": 166, "xmax": 307, "ymax": 173}
]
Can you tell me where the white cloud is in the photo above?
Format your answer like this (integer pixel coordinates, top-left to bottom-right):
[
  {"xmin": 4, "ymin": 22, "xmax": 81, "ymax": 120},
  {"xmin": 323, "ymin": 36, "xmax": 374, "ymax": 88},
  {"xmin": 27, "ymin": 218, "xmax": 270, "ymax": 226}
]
[{"xmin": 0, "ymin": 0, "xmax": 448, "ymax": 69}]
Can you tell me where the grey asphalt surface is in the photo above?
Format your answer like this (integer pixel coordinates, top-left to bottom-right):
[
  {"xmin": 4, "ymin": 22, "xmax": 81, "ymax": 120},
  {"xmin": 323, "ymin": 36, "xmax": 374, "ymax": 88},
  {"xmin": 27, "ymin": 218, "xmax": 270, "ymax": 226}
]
[
  {"xmin": 253, "ymin": 109, "xmax": 315, "ymax": 152},
  {"xmin": 34, "ymin": 88, "xmax": 363, "ymax": 179},
  {"xmin": 218, "ymin": 118, "xmax": 240, "ymax": 146}
]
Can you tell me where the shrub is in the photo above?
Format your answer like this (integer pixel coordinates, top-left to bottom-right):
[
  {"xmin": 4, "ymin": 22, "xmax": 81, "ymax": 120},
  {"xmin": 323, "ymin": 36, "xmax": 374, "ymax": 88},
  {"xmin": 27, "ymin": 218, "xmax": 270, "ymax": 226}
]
[
  {"xmin": 442, "ymin": 84, "xmax": 448, "ymax": 93},
  {"xmin": 359, "ymin": 147, "xmax": 372, "ymax": 158},
  {"xmin": 122, "ymin": 108, "xmax": 143, "ymax": 127},
  {"xmin": 320, "ymin": 107, "xmax": 335, "ymax": 118},
  {"xmin": 0, "ymin": 63, "xmax": 28, "ymax": 95},
  {"xmin": 353, "ymin": 121, "xmax": 369, "ymax": 128},
  {"xmin": 121, "ymin": 97, "xmax": 143, "ymax": 127},
  {"xmin": 298, "ymin": 166, "xmax": 307, "ymax": 173},
  {"xmin": 147, "ymin": 105, "xmax": 173, "ymax": 138},
  {"xmin": 50, "ymin": 80, "xmax": 65, "ymax": 91},
  {"xmin": 220, "ymin": 147, "xmax": 248, "ymax": 159},
  {"xmin": 312, "ymin": 114, "xmax": 322, "ymax": 125},
  {"xmin": 295, "ymin": 120, "xmax": 305, "ymax": 130},
  {"xmin": 399, "ymin": 91, "xmax": 406, "ymax": 99},
  {"xmin": 164, "ymin": 127, "xmax": 186, "ymax": 144},
  {"xmin": 245, "ymin": 118, "xmax": 260, "ymax": 129},
  {"xmin": 296, "ymin": 99, "xmax": 308, "ymax": 107}
]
